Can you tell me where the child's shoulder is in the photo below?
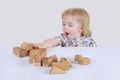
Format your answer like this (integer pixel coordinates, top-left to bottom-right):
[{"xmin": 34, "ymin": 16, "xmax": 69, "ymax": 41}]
[
  {"xmin": 79, "ymin": 36, "xmax": 97, "ymax": 47},
  {"xmin": 80, "ymin": 36, "xmax": 94, "ymax": 41},
  {"xmin": 83, "ymin": 36, "xmax": 95, "ymax": 41}
]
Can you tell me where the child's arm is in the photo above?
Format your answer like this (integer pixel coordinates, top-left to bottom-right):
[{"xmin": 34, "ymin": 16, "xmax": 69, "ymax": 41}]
[{"xmin": 33, "ymin": 38, "xmax": 59, "ymax": 48}]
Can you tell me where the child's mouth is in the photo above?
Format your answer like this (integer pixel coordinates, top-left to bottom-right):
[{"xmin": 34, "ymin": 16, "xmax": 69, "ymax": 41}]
[{"xmin": 65, "ymin": 32, "xmax": 69, "ymax": 36}]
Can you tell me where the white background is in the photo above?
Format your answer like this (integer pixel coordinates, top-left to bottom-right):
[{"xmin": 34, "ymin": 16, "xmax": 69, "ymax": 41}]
[{"xmin": 0, "ymin": 0, "xmax": 120, "ymax": 47}]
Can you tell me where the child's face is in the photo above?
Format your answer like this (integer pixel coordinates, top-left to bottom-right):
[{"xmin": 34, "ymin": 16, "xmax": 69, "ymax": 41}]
[{"xmin": 62, "ymin": 15, "xmax": 82, "ymax": 40}]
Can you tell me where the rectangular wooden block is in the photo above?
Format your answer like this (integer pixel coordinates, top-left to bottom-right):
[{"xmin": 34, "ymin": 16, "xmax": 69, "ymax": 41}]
[
  {"xmin": 33, "ymin": 52, "xmax": 42, "ymax": 66},
  {"xmin": 78, "ymin": 57, "xmax": 90, "ymax": 65},
  {"xmin": 29, "ymin": 48, "xmax": 47, "ymax": 66},
  {"xmin": 42, "ymin": 57, "xmax": 53, "ymax": 67},
  {"xmin": 13, "ymin": 47, "xmax": 28, "ymax": 57},
  {"xmin": 74, "ymin": 55, "xmax": 82, "ymax": 61},
  {"xmin": 29, "ymin": 49, "xmax": 34, "ymax": 63},
  {"xmin": 39, "ymin": 48, "xmax": 47, "ymax": 58},
  {"xmin": 21, "ymin": 42, "xmax": 33, "ymax": 51},
  {"xmin": 33, "ymin": 60, "xmax": 42, "ymax": 66},
  {"xmin": 29, "ymin": 48, "xmax": 47, "ymax": 63}
]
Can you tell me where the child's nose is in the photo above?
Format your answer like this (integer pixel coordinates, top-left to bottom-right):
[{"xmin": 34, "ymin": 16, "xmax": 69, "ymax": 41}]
[
  {"xmin": 64, "ymin": 25, "xmax": 69, "ymax": 29},
  {"xmin": 63, "ymin": 27, "xmax": 68, "ymax": 31}
]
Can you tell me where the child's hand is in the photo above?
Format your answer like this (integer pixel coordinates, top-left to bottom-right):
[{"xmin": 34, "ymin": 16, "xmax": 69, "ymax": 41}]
[{"xmin": 32, "ymin": 43, "xmax": 39, "ymax": 49}]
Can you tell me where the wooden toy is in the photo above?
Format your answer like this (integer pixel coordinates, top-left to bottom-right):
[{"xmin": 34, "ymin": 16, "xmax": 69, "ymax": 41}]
[
  {"xmin": 78, "ymin": 57, "xmax": 90, "ymax": 65},
  {"xmin": 74, "ymin": 55, "xmax": 82, "ymax": 61},
  {"xmin": 42, "ymin": 57, "xmax": 53, "ymax": 67},
  {"xmin": 29, "ymin": 48, "xmax": 47, "ymax": 66},
  {"xmin": 60, "ymin": 57, "xmax": 72, "ymax": 67},
  {"xmin": 13, "ymin": 47, "xmax": 28, "ymax": 57},
  {"xmin": 52, "ymin": 61, "xmax": 70, "ymax": 71},
  {"xmin": 49, "ymin": 55, "xmax": 58, "ymax": 62},
  {"xmin": 49, "ymin": 66, "xmax": 65, "ymax": 74},
  {"xmin": 21, "ymin": 42, "xmax": 33, "ymax": 52}
]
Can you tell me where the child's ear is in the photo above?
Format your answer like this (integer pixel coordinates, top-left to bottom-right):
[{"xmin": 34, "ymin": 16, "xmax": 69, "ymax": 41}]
[
  {"xmin": 79, "ymin": 27, "xmax": 83, "ymax": 33},
  {"xmin": 79, "ymin": 27, "xmax": 84, "ymax": 36}
]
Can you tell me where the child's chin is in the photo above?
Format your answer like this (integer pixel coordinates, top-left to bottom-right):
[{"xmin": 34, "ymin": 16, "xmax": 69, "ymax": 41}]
[
  {"xmin": 66, "ymin": 37, "xmax": 72, "ymax": 40},
  {"xmin": 65, "ymin": 35, "xmax": 72, "ymax": 40},
  {"xmin": 66, "ymin": 36, "xmax": 69, "ymax": 40}
]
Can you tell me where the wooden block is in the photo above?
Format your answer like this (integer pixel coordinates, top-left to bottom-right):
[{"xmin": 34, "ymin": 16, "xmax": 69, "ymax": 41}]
[
  {"xmin": 60, "ymin": 57, "xmax": 67, "ymax": 62},
  {"xmin": 49, "ymin": 55, "xmax": 58, "ymax": 62},
  {"xmin": 30, "ymin": 48, "xmax": 47, "ymax": 66},
  {"xmin": 21, "ymin": 42, "xmax": 33, "ymax": 52},
  {"xmin": 78, "ymin": 57, "xmax": 90, "ymax": 65},
  {"xmin": 13, "ymin": 47, "xmax": 28, "ymax": 57},
  {"xmin": 29, "ymin": 48, "xmax": 47, "ymax": 63},
  {"xmin": 33, "ymin": 49, "xmax": 43, "ymax": 66},
  {"xmin": 74, "ymin": 55, "xmax": 82, "ymax": 61},
  {"xmin": 33, "ymin": 60, "xmax": 42, "ymax": 66},
  {"xmin": 42, "ymin": 57, "xmax": 53, "ymax": 67},
  {"xmin": 33, "ymin": 53, "xmax": 42, "ymax": 66},
  {"xmin": 49, "ymin": 66, "xmax": 65, "ymax": 74},
  {"xmin": 52, "ymin": 61, "xmax": 70, "ymax": 71},
  {"xmin": 29, "ymin": 49, "xmax": 35, "ymax": 63},
  {"xmin": 60, "ymin": 57, "xmax": 72, "ymax": 67},
  {"xmin": 39, "ymin": 48, "xmax": 47, "ymax": 58}
]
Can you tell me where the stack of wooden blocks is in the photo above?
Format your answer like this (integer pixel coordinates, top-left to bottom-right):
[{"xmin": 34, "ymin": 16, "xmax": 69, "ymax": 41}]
[
  {"xmin": 13, "ymin": 42, "xmax": 33, "ymax": 57},
  {"xmin": 13, "ymin": 42, "xmax": 90, "ymax": 74}
]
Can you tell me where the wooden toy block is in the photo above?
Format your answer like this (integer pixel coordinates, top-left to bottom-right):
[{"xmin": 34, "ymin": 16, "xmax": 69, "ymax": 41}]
[
  {"xmin": 60, "ymin": 57, "xmax": 67, "ymax": 62},
  {"xmin": 42, "ymin": 57, "xmax": 53, "ymax": 67},
  {"xmin": 78, "ymin": 57, "xmax": 90, "ymax": 65},
  {"xmin": 13, "ymin": 47, "xmax": 28, "ymax": 57},
  {"xmin": 33, "ymin": 57, "xmax": 42, "ymax": 66},
  {"xmin": 29, "ymin": 49, "xmax": 35, "ymax": 63},
  {"xmin": 33, "ymin": 52, "xmax": 42, "ymax": 66},
  {"xmin": 60, "ymin": 57, "xmax": 72, "ymax": 67},
  {"xmin": 29, "ymin": 48, "xmax": 47, "ymax": 63},
  {"xmin": 21, "ymin": 42, "xmax": 33, "ymax": 52},
  {"xmin": 29, "ymin": 48, "xmax": 47, "ymax": 66},
  {"xmin": 49, "ymin": 55, "xmax": 58, "ymax": 62},
  {"xmin": 39, "ymin": 48, "xmax": 47, "ymax": 58},
  {"xmin": 74, "ymin": 55, "xmax": 82, "ymax": 61},
  {"xmin": 49, "ymin": 66, "xmax": 65, "ymax": 74},
  {"xmin": 52, "ymin": 61, "xmax": 70, "ymax": 71}
]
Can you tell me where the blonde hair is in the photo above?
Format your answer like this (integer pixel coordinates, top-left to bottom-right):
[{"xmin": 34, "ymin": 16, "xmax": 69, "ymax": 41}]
[{"xmin": 62, "ymin": 8, "xmax": 92, "ymax": 37}]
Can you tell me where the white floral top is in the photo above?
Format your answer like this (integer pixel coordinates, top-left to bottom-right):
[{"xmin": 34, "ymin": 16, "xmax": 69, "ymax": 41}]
[{"xmin": 54, "ymin": 33, "xmax": 97, "ymax": 47}]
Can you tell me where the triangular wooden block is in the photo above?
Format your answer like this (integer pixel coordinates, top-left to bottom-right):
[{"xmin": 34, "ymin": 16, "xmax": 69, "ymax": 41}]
[
  {"xmin": 49, "ymin": 66, "xmax": 65, "ymax": 74},
  {"xmin": 49, "ymin": 55, "xmax": 58, "ymax": 62},
  {"xmin": 60, "ymin": 57, "xmax": 72, "ymax": 67},
  {"xmin": 52, "ymin": 62, "xmax": 70, "ymax": 71}
]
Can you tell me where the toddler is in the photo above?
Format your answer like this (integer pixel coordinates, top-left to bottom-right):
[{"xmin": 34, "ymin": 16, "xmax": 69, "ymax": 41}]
[{"xmin": 33, "ymin": 8, "xmax": 97, "ymax": 48}]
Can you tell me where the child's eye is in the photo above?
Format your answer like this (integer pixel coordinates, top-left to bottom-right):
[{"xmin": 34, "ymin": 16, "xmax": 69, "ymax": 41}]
[
  {"xmin": 68, "ymin": 24, "xmax": 73, "ymax": 27},
  {"xmin": 62, "ymin": 23, "xmax": 66, "ymax": 26}
]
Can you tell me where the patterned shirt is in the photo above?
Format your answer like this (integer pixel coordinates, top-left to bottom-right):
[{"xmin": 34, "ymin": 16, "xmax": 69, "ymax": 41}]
[{"xmin": 54, "ymin": 33, "xmax": 97, "ymax": 47}]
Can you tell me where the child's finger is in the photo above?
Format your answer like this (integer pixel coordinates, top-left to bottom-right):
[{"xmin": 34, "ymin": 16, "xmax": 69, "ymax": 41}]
[{"xmin": 32, "ymin": 44, "xmax": 38, "ymax": 49}]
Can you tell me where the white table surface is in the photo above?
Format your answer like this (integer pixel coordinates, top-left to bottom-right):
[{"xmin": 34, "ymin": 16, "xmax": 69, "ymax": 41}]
[{"xmin": 0, "ymin": 46, "xmax": 120, "ymax": 80}]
